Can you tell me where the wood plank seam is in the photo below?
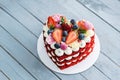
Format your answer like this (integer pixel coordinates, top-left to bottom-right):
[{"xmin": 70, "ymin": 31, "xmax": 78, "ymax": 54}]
[
  {"xmin": 12, "ymin": 4, "xmax": 114, "ymax": 79},
  {"xmin": 80, "ymin": 74, "xmax": 89, "ymax": 80},
  {"xmin": 0, "ymin": 25, "xmax": 62, "ymax": 80},
  {"xmin": 76, "ymin": 0, "xmax": 120, "ymax": 33},
  {"xmin": 100, "ymin": 51, "xmax": 120, "ymax": 67},
  {"xmin": 0, "ymin": 0, "xmax": 118, "ymax": 79},
  {"xmin": 0, "ymin": 7, "xmax": 38, "ymax": 38},
  {"xmin": 0, "ymin": 30, "xmax": 38, "ymax": 80},
  {"xmin": 93, "ymin": 65, "xmax": 112, "ymax": 80},
  {"xmin": 0, "ymin": 69, "xmax": 11, "ymax": 80},
  {"xmin": 17, "ymin": 2, "xmax": 44, "ymax": 25},
  {"xmin": 5, "ymin": 2, "xmax": 120, "ymax": 78}
]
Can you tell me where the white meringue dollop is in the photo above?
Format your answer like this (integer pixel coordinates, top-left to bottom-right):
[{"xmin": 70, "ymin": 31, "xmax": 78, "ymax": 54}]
[
  {"xmin": 55, "ymin": 48, "xmax": 64, "ymax": 56},
  {"xmin": 79, "ymin": 40, "xmax": 86, "ymax": 48},
  {"xmin": 64, "ymin": 47, "xmax": 72, "ymax": 55}
]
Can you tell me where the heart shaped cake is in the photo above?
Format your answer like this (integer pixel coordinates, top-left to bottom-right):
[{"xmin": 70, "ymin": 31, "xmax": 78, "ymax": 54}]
[{"xmin": 43, "ymin": 14, "xmax": 95, "ymax": 70}]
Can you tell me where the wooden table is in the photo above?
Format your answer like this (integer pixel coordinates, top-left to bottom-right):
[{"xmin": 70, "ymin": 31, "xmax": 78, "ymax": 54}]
[{"xmin": 0, "ymin": 0, "xmax": 120, "ymax": 80}]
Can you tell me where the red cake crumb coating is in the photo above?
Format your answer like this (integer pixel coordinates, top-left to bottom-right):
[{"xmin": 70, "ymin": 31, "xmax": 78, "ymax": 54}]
[{"xmin": 43, "ymin": 14, "xmax": 95, "ymax": 70}]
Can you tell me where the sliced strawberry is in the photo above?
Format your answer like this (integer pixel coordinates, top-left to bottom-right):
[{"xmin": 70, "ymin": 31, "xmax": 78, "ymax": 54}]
[
  {"xmin": 52, "ymin": 29, "xmax": 62, "ymax": 43},
  {"xmin": 47, "ymin": 16, "xmax": 56, "ymax": 28},
  {"xmin": 78, "ymin": 20, "xmax": 87, "ymax": 30},
  {"xmin": 66, "ymin": 31, "xmax": 78, "ymax": 44}
]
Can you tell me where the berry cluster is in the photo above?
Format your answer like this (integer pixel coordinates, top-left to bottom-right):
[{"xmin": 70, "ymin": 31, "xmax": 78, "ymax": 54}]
[{"xmin": 46, "ymin": 14, "xmax": 93, "ymax": 50}]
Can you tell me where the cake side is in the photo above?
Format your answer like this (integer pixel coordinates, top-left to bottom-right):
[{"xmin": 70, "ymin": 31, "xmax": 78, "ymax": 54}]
[{"xmin": 42, "ymin": 14, "xmax": 95, "ymax": 70}]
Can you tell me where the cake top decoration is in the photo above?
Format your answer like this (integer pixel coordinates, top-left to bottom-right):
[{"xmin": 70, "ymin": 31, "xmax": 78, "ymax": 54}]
[{"xmin": 43, "ymin": 14, "xmax": 94, "ymax": 51}]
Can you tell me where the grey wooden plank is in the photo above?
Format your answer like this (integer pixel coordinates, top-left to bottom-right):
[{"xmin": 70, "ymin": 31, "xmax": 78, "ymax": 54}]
[
  {"xmin": 0, "ymin": 47, "xmax": 38, "ymax": 80},
  {"xmin": 0, "ymin": 47, "xmax": 36, "ymax": 80},
  {"xmin": 54, "ymin": 74, "xmax": 86, "ymax": 80},
  {"xmin": 95, "ymin": 53, "xmax": 120, "ymax": 80},
  {"xmin": 81, "ymin": 64, "xmax": 110, "ymax": 80},
  {"xmin": 0, "ymin": 71, "xmax": 9, "ymax": 80},
  {"xmin": 77, "ymin": 0, "xmax": 120, "ymax": 32},
  {"xmin": 16, "ymin": 0, "xmax": 120, "ymax": 79},
  {"xmin": 0, "ymin": 24, "xmax": 60, "ymax": 80},
  {"xmin": 0, "ymin": 0, "xmax": 42, "ymax": 37},
  {"xmin": 0, "ymin": 8, "xmax": 39, "ymax": 59}
]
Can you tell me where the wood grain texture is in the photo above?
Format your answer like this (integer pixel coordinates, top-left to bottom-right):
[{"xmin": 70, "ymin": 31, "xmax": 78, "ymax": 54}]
[
  {"xmin": 77, "ymin": 0, "xmax": 120, "ymax": 32},
  {"xmin": 0, "ymin": 11, "xmax": 60, "ymax": 80},
  {"xmin": 0, "ymin": 46, "xmax": 35, "ymax": 80},
  {"xmin": 0, "ymin": 0, "xmax": 120, "ymax": 80},
  {"xmin": 0, "ymin": 0, "xmax": 87, "ymax": 80},
  {"xmin": 0, "ymin": 71, "xmax": 9, "ymax": 80}
]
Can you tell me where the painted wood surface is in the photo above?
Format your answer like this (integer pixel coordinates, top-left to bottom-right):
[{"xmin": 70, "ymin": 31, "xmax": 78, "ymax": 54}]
[{"xmin": 0, "ymin": 0, "xmax": 120, "ymax": 80}]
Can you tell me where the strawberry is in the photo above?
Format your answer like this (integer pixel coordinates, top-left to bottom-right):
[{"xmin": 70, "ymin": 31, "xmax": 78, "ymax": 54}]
[
  {"xmin": 61, "ymin": 23, "xmax": 71, "ymax": 32},
  {"xmin": 66, "ymin": 31, "xmax": 78, "ymax": 44},
  {"xmin": 78, "ymin": 20, "xmax": 87, "ymax": 30},
  {"xmin": 47, "ymin": 16, "xmax": 56, "ymax": 28},
  {"xmin": 52, "ymin": 29, "xmax": 62, "ymax": 43}
]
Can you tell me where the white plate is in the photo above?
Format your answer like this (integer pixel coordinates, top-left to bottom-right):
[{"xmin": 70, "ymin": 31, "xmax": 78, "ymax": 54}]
[{"xmin": 37, "ymin": 33, "xmax": 100, "ymax": 74}]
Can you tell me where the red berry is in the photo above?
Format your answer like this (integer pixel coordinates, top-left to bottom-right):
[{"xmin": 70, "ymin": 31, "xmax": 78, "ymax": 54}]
[
  {"xmin": 47, "ymin": 16, "xmax": 56, "ymax": 28},
  {"xmin": 61, "ymin": 23, "xmax": 71, "ymax": 32},
  {"xmin": 52, "ymin": 29, "xmax": 62, "ymax": 43},
  {"xmin": 66, "ymin": 31, "xmax": 78, "ymax": 44}
]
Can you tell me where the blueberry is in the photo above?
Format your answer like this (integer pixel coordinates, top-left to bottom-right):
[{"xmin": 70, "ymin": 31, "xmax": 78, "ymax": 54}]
[
  {"xmin": 78, "ymin": 33, "xmax": 85, "ymax": 40},
  {"xmin": 62, "ymin": 37, "xmax": 66, "ymax": 42},
  {"xmin": 47, "ymin": 29, "xmax": 53, "ymax": 34},
  {"xmin": 70, "ymin": 19, "xmax": 76, "ymax": 25},
  {"xmin": 54, "ymin": 43, "xmax": 60, "ymax": 49},
  {"xmin": 62, "ymin": 31, "xmax": 68, "ymax": 36},
  {"xmin": 72, "ymin": 25, "xmax": 78, "ymax": 30}
]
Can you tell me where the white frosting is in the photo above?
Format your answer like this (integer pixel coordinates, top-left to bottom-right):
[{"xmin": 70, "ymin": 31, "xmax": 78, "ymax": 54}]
[
  {"xmin": 48, "ymin": 53, "xmax": 52, "ymax": 57},
  {"xmin": 84, "ymin": 36, "xmax": 91, "ymax": 43},
  {"xmin": 72, "ymin": 59, "xmax": 77, "ymax": 62},
  {"xmin": 81, "ymin": 49, "xmax": 86, "ymax": 53},
  {"xmin": 50, "ymin": 42, "xmax": 56, "ymax": 49},
  {"xmin": 66, "ymin": 56, "xmax": 72, "ymax": 60},
  {"xmin": 88, "ymin": 48, "xmax": 92, "ymax": 53},
  {"xmin": 56, "ymin": 63, "xmax": 65, "ymax": 66},
  {"xmin": 83, "ymin": 54, "xmax": 87, "ymax": 57},
  {"xmin": 44, "ymin": 32, "xmax": 49, "ymax": 38},
  {"xmin": 56, "ymin": 58, "xmax": 64, "ymax": 62},
  {"xmin": 79, "ymin": 40, "xmax": 86, "ymax": 48},
  {"xmin": 73, "ymin": 53, "xmax": 79, "ymax": 57},
  {"xmin": 72, "ymin": 47, "xmax": 79, "ymax": 52},
  {"xmin": 85, "ymin": 30, "xmax": 94, "ymax": 37},
  {"xmin": 52, "ymin": 57, "xmax": 56, "ymax": 62},
  {"xmin": 51, "ymin": 52, "xmax": 55, "ymax": 56},
  {"xmin": 79, "ymin": 56, "xmax": 83, "ymax": 60},
  {"xmin": 43, "ymin": 25, "xmax": 49, "ymax": 32},
  {"xmin": 64, "ymin": 47, "xmax": 72, "ymax": 55},
  {"xmin": 69, "ymin": 41, "xmax": 80, "ymax": 49},
  {"xmin": 55, "ymin": 48, "xmax": 64, "ymax": 56},
  {"xmin": 47, "ymin": 46, "xmax": 50, "ymax": 51},
  {"xmin": 66, "ymin": 62, "xmax": 71, "ymax": 65}
]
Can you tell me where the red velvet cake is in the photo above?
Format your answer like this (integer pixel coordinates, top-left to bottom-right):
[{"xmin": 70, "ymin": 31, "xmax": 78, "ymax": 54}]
[{"xmin": 43, "ymin": 14, "xmax": 95, "ymax": 70}]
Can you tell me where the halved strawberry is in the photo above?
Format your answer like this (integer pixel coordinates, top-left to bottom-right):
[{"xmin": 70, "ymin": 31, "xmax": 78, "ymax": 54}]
[
  {"xmin": 47, "ymin": 16, "xmax": 56, "ymax": 28},
  {"xmin": 66, "ymin": 31, "xmax": 78, "ymax": 44},
  {"xmin": 52, "ymin": 29, "xmax": 62, "ymax": 43},
  {"xmin": 78, "ymin": 20, "xmax": 87, "ymax": 30}
]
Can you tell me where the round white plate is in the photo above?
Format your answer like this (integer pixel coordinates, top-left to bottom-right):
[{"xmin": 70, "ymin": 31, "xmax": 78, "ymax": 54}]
[{"xmin": 37, "ymin": 33, "xmax": 100, "ymax": 74}]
